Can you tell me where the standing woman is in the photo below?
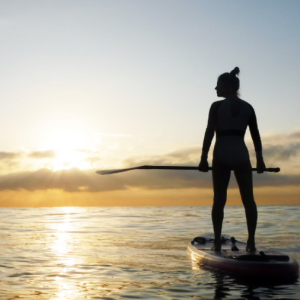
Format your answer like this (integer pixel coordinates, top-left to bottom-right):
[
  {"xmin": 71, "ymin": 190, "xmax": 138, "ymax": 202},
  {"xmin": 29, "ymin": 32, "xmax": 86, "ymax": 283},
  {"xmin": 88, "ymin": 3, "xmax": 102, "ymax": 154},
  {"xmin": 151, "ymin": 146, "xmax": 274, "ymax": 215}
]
[{"xmin": 198, "ymin": 67, "xmax": 265, "ymax": 252}]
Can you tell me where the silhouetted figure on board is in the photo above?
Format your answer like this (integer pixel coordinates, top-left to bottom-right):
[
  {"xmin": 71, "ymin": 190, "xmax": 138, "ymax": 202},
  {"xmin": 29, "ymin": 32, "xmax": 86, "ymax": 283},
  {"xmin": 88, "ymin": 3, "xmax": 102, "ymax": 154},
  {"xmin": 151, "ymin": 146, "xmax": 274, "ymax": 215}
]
[{"xmin": 198, "ymin": 67, "xmax": 265, "ymax": 252}]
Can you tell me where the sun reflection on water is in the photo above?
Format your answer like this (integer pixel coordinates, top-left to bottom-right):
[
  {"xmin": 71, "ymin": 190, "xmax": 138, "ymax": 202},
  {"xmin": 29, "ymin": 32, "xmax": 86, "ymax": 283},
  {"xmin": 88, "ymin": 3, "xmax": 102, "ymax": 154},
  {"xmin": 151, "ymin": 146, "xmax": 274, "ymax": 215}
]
[
  {"xmin": 50, "ymin": 207, "xmax": 81, "ymax": 299},
  {"xmin": 54, "ymin": 277, "xmax": 77, "ymax": 300},
  {"xmin": 52, "ymin": 207, "xmax": 73, "ymax": 256}
]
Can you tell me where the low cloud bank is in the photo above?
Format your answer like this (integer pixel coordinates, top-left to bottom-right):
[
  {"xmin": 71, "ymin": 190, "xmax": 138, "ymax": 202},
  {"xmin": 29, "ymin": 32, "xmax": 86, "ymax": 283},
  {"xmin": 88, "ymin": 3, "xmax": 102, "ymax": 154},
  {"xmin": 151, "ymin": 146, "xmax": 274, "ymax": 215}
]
[
  {"xmin": 0, "ymin": 130, "xmax": 299, "ymax": 192},
  {"xmin": 259, "ymin": 130, "xmax": 300, "ymax": 161},
  {"xmin": 0, "ymin": 152, "xmax": 22, "ymax": 160},
  {"xmin": 28, "ymin": 150, "xmax": 56, "ymax": 159},
  {"xmin": 0, "ymin": 165, "xmax": 298, "ymax": 192}
]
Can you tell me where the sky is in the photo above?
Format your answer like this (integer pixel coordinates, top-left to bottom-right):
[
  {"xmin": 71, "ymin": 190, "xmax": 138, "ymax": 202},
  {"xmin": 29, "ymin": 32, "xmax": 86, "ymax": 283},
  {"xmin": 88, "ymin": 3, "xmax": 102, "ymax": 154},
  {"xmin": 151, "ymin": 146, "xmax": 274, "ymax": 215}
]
[{"xmin": 0, "ymin": 0, "xmax": 300, "ymax": 206}]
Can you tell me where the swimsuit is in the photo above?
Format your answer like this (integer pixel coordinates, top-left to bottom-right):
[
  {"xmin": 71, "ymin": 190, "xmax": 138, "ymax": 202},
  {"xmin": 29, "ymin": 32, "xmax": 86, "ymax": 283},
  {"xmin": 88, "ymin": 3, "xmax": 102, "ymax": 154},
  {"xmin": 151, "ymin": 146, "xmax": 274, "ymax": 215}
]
[{"xmin": 202, "ymin": 99, "xmax": 262, "ymax": 169}]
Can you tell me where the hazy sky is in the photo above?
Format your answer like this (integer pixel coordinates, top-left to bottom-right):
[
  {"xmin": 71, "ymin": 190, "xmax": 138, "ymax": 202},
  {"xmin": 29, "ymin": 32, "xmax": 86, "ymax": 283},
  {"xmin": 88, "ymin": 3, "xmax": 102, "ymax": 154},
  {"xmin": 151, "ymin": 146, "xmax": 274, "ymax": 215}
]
[{"xmin": 0, "ymin": 0, "xmax": 300, "ymax": 206}]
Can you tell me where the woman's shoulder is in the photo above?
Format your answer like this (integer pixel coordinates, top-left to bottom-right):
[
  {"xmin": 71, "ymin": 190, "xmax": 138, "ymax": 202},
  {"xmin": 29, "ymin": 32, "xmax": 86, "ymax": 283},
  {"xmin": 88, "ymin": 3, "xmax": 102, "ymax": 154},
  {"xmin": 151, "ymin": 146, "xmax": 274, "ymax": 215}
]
[
  {"xmin": 239, "ymin": 99, "xmax": 254, "ymax": 110},
  {"xmin": 212, "ymin": 100, "xmax": 224, "ymax": 105},
  {"xmin": 211, "ymin": 100, "xmax": 224, "ymax": 108},
  {"xmin": 209, "ymin": 100, "xmax": 224, "ymax": 114}
]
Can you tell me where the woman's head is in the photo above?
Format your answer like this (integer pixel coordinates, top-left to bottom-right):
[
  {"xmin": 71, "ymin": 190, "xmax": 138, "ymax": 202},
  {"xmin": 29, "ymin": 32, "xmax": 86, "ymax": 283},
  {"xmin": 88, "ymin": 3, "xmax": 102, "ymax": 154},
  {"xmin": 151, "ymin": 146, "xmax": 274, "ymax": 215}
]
[{"xmin": 215, "ymin": 67, "xmax": 240, "ymax": 98}]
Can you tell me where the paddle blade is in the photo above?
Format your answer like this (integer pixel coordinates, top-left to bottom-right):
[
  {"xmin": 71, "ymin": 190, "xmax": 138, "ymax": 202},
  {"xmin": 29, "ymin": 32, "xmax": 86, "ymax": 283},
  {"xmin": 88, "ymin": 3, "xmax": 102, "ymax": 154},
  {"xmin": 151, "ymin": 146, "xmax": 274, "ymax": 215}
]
[{"xmin": 96, "ymin": 167, "xmax": 137, "ymax": 175}]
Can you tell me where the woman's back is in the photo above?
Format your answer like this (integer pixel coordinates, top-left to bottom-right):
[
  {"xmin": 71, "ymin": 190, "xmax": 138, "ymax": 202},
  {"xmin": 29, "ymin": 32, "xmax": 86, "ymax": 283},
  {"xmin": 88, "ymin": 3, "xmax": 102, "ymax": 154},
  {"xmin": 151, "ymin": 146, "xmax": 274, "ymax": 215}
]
[{"xmin": 216, "ymin": 99, "xmax": 253, "ymax": 132}]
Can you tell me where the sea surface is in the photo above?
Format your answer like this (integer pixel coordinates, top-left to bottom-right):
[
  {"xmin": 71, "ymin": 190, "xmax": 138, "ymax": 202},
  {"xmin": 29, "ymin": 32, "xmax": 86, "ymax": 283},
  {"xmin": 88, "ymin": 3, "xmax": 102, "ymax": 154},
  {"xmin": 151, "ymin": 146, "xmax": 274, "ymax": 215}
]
[{"xmin": 0, "ymin": 206, "xmax": 299, "ymax": 299}]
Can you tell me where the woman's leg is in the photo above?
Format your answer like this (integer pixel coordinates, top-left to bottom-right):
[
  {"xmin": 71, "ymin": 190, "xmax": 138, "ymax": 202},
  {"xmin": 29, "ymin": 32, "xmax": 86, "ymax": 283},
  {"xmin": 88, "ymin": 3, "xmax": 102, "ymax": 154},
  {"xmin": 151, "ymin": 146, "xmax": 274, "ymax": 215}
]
[
  {"xmin": 234, "ymin": 164, "xmax": 257, "ymax": 251},
  {"xmin": 212, "ymin": 164, "xmax": 231, "ymax": 250}
]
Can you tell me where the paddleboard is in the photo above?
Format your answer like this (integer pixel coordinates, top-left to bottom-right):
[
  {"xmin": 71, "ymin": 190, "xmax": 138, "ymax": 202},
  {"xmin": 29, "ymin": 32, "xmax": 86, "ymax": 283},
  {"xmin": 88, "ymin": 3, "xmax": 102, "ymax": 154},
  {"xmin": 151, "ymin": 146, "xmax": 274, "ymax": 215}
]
[{"xmin": 188, "ymin": 233, "xmax": 299, "ymax": 278}]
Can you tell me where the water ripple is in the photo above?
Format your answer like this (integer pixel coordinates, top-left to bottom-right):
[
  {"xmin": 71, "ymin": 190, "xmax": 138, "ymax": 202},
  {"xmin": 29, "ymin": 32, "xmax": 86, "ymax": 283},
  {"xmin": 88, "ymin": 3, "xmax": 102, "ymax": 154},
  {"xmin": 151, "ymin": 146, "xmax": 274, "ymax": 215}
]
[{"xmin": 0, "ymin": 206, "xmax": 299, "ymax": 299}]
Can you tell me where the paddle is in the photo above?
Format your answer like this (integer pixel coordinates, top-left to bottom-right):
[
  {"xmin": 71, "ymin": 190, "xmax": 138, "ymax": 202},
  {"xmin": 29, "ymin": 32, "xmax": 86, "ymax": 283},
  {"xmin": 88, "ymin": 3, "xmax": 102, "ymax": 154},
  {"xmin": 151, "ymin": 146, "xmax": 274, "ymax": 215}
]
[{"xmin": 96, "ymin": 165, "xmax": 280, "ymax": 175}]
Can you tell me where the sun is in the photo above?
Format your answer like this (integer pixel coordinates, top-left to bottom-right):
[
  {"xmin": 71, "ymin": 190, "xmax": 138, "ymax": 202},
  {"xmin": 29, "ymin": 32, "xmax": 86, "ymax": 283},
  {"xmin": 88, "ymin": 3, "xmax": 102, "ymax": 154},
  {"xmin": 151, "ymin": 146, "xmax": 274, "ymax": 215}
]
[{"xmin": 44, "ymin": 131, "xmax": 91, "ymax": 171}]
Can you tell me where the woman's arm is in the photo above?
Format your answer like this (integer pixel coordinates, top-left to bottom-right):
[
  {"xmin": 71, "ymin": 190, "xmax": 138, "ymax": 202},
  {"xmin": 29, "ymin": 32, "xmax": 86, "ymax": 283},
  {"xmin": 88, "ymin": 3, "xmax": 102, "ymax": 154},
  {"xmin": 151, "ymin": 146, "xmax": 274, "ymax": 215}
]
[
  {"xmin": 249, "ymin": 107, "xmax": 265, "ymax": 173},
  {"xmin": 199, "ymin": 102, "xmax": 220, "ymax": 172}
]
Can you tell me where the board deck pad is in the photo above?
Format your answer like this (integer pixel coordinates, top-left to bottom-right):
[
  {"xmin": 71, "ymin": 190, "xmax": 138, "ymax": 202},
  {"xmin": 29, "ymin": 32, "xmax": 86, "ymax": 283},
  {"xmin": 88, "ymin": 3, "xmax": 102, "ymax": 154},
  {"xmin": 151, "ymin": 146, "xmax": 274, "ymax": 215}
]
[{"xmin": 188, "ymin": 233, "xmax": 299, "ymax": 278}]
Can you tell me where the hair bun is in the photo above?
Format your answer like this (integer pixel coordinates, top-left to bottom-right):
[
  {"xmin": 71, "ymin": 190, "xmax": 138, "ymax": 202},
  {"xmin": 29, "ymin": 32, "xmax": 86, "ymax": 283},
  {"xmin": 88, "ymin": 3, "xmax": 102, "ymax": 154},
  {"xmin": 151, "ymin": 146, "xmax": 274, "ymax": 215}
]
[{"xmin": 230, "ymin": 67, "xmax": 240, "ymax": 76}]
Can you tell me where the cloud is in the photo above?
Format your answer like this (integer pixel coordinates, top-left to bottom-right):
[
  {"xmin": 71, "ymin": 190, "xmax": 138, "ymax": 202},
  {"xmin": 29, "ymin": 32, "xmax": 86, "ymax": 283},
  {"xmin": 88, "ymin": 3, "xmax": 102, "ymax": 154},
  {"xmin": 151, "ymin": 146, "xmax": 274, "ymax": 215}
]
[
  {"xmin": 0, "ymin": 130, "xmax": 298, "ymax": 192},
  {"xmin": 0, "ymin": 164, "xmax": 298, "ymax": 193},
  {"xmin": 262, "ymin": 142, "xmax": 300, "ymax": 161},
  {"xmin": 94, "ymin": 133, "xmax": 130, "ymax": 137},
  {"xmin": 0, "ymin": 152, "xmax": 22, "ymax": 160},
  {"xmin": 28, "ymin": 150, "xmax": 56, "ymax": 159},
  {"xmin": 0, "ymin": 168, "xmax": 103, "ymax": 192},
  {"xmin": 123, "ymin": 146, "xmax": 201, "ymax": 167},
  {"xmin": 253, "ymin": 130, "xmax": 300, "ymax": 161},
  {"xmin": 86, "ymin": 156, "xmax": 101, "ymax": 164},
  {"xmin": 0, "ymin": 166, "xmax": 210, "ymax": 192},
  {"xmin": 289, "ymin": 131, "xmax": 300, "ymax": 139}
]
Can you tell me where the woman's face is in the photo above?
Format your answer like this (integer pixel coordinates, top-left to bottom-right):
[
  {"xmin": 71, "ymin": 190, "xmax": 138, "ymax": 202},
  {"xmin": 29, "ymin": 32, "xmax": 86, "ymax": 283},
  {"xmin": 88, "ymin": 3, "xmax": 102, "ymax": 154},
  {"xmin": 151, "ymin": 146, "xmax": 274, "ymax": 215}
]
[{"xmin": 215, "ymin": 80, "xmax": 230, "ymax": 98}]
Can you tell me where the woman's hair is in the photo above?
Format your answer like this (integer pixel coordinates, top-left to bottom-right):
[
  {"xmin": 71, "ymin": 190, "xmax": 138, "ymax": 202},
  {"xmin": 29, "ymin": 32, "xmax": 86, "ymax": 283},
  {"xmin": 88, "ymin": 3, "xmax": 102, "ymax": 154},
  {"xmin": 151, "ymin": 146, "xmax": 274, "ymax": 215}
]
[{"xmin": 218, "ymin": 67, "xmax": 240, "ymax": 94}]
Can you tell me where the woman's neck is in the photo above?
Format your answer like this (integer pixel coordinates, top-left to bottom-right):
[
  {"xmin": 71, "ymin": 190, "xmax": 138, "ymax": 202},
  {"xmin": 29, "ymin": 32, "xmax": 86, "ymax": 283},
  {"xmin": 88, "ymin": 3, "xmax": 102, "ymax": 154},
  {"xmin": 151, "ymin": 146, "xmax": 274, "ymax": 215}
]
[{"xmin": 224, "ymin": 92, "xmax": 239, "ymax": 100}]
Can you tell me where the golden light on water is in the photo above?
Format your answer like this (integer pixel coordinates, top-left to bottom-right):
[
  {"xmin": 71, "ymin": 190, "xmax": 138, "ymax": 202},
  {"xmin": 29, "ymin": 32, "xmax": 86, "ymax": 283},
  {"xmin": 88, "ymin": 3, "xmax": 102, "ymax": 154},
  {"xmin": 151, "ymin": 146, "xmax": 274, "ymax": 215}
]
[
  {"xmin": 54, "ymin": 277, "xmax": 75, "ymax": 300},
  {"xmin": 50, "ymin": 207, "xmax": 81, "ymax": 299},
  {"xmin": 0, "ymin": 206, "xmax": 299, "ymax": 298},
  {"xmin": 51, "ymin": 207, "xmax": 76, "ymax": 262},
  {"xmin": 52, "ymin": 221, "xmax": 71, "ymax": 256}
]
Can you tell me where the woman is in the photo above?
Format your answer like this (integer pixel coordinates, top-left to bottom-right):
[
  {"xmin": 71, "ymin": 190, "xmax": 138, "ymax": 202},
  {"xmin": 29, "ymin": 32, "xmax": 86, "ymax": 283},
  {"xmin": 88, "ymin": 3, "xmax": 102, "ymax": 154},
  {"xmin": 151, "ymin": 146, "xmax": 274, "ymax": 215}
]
[{"xmin": 198, "ymin": 67, "xmax": 265, "ymax": 252}]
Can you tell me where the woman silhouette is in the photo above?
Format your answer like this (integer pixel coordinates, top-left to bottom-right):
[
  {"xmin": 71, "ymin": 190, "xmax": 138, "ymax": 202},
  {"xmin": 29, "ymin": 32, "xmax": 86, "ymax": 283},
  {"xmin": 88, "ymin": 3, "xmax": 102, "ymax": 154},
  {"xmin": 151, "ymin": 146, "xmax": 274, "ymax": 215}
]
[{"xmin": 198, "ymin": 67, "xmax": 265, "ymax": 252}]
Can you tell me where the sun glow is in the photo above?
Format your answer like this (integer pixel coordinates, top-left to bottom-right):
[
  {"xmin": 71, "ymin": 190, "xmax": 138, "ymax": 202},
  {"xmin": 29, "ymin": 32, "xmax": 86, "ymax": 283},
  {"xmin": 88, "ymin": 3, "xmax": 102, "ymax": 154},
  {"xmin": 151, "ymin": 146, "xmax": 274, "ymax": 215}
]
[
  {"xmin": 44, "ymin": 131, "xmax": 92, "ymax": 171},
  {"xmin": 52, "ymin": 149, "xmax": 90, "ymax": 171}
]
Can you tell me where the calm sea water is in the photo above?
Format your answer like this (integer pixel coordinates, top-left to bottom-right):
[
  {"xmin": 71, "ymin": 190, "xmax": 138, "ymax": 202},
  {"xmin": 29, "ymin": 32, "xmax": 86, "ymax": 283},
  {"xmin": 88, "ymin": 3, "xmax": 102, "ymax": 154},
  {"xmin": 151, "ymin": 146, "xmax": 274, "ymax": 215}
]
[{"xmin": 0, "ymin": 205, "xmax": 299, "ymax": 299}]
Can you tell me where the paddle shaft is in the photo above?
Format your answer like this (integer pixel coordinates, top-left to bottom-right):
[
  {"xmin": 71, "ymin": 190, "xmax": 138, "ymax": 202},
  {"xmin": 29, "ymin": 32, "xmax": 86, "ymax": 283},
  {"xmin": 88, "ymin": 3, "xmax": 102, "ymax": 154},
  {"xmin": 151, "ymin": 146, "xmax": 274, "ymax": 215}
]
[
  {"xmin": 131, "ymin": 165, "xmax": 280, "ymax": 172},
  {"xmin": 96, "ymin": 165, "xmax": 280, "ymax": 175}
]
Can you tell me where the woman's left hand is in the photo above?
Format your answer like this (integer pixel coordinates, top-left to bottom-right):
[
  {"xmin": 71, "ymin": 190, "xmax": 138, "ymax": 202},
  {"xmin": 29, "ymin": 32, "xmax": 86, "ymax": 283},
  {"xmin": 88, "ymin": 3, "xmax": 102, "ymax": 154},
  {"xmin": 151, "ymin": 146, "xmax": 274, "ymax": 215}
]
[{"xmin": 198, "ymin": 159, "xmax": 209, "ymax": 172}]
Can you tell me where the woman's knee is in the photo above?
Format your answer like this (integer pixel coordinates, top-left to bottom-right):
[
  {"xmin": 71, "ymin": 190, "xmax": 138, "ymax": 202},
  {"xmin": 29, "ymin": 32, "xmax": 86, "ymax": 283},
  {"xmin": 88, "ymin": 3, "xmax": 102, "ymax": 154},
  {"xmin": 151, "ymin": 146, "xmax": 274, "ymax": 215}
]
[
  {"xmin": 243, "ymin": 198, "xmax": 257, "ymax": 212},
  {"xmin": 214, "ymin": 189, "xmax": 227, "ymax": 202},
  {"xmin": 213, "ymin": 198, "xmax": 227, "ymax": 211}
]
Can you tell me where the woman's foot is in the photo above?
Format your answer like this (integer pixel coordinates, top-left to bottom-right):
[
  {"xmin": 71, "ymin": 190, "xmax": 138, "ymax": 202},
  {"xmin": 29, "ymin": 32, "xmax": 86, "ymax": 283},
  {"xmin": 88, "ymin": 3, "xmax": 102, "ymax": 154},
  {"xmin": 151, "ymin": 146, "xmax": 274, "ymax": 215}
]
[
  {"xmin": 231, "ymin": 245, "xmax": 239, "ymax": 251},
  {"xmin": 246, "ymin": 240, "xmax": 256, "ymax": 252},
  {"xmin": 211, "ymin": 240, "xmax": 222, "ymax": 251},
  {"xmin": 211, "ymin": 245, "xmax": 221, "ymax": 251}
]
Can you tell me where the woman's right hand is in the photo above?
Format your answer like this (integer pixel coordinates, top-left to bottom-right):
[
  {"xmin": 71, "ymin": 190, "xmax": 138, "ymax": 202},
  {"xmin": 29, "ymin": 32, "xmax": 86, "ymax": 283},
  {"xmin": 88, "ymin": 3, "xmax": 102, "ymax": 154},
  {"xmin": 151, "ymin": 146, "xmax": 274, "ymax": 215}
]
[
  {"xmin": 256, "ymin": 157, "xmax": 266, "ymax": 174},
  {"xmin": 198, "ymin": 159, "xmax": 209, "ymax": 172}
]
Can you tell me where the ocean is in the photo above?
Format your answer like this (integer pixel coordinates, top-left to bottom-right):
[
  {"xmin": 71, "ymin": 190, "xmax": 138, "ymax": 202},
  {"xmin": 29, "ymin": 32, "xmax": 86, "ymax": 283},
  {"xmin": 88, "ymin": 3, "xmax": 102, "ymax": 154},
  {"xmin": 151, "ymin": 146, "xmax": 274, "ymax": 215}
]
[{"xmin": 0, "ymin": 206, "xmax": 299, "ymax": 299}]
